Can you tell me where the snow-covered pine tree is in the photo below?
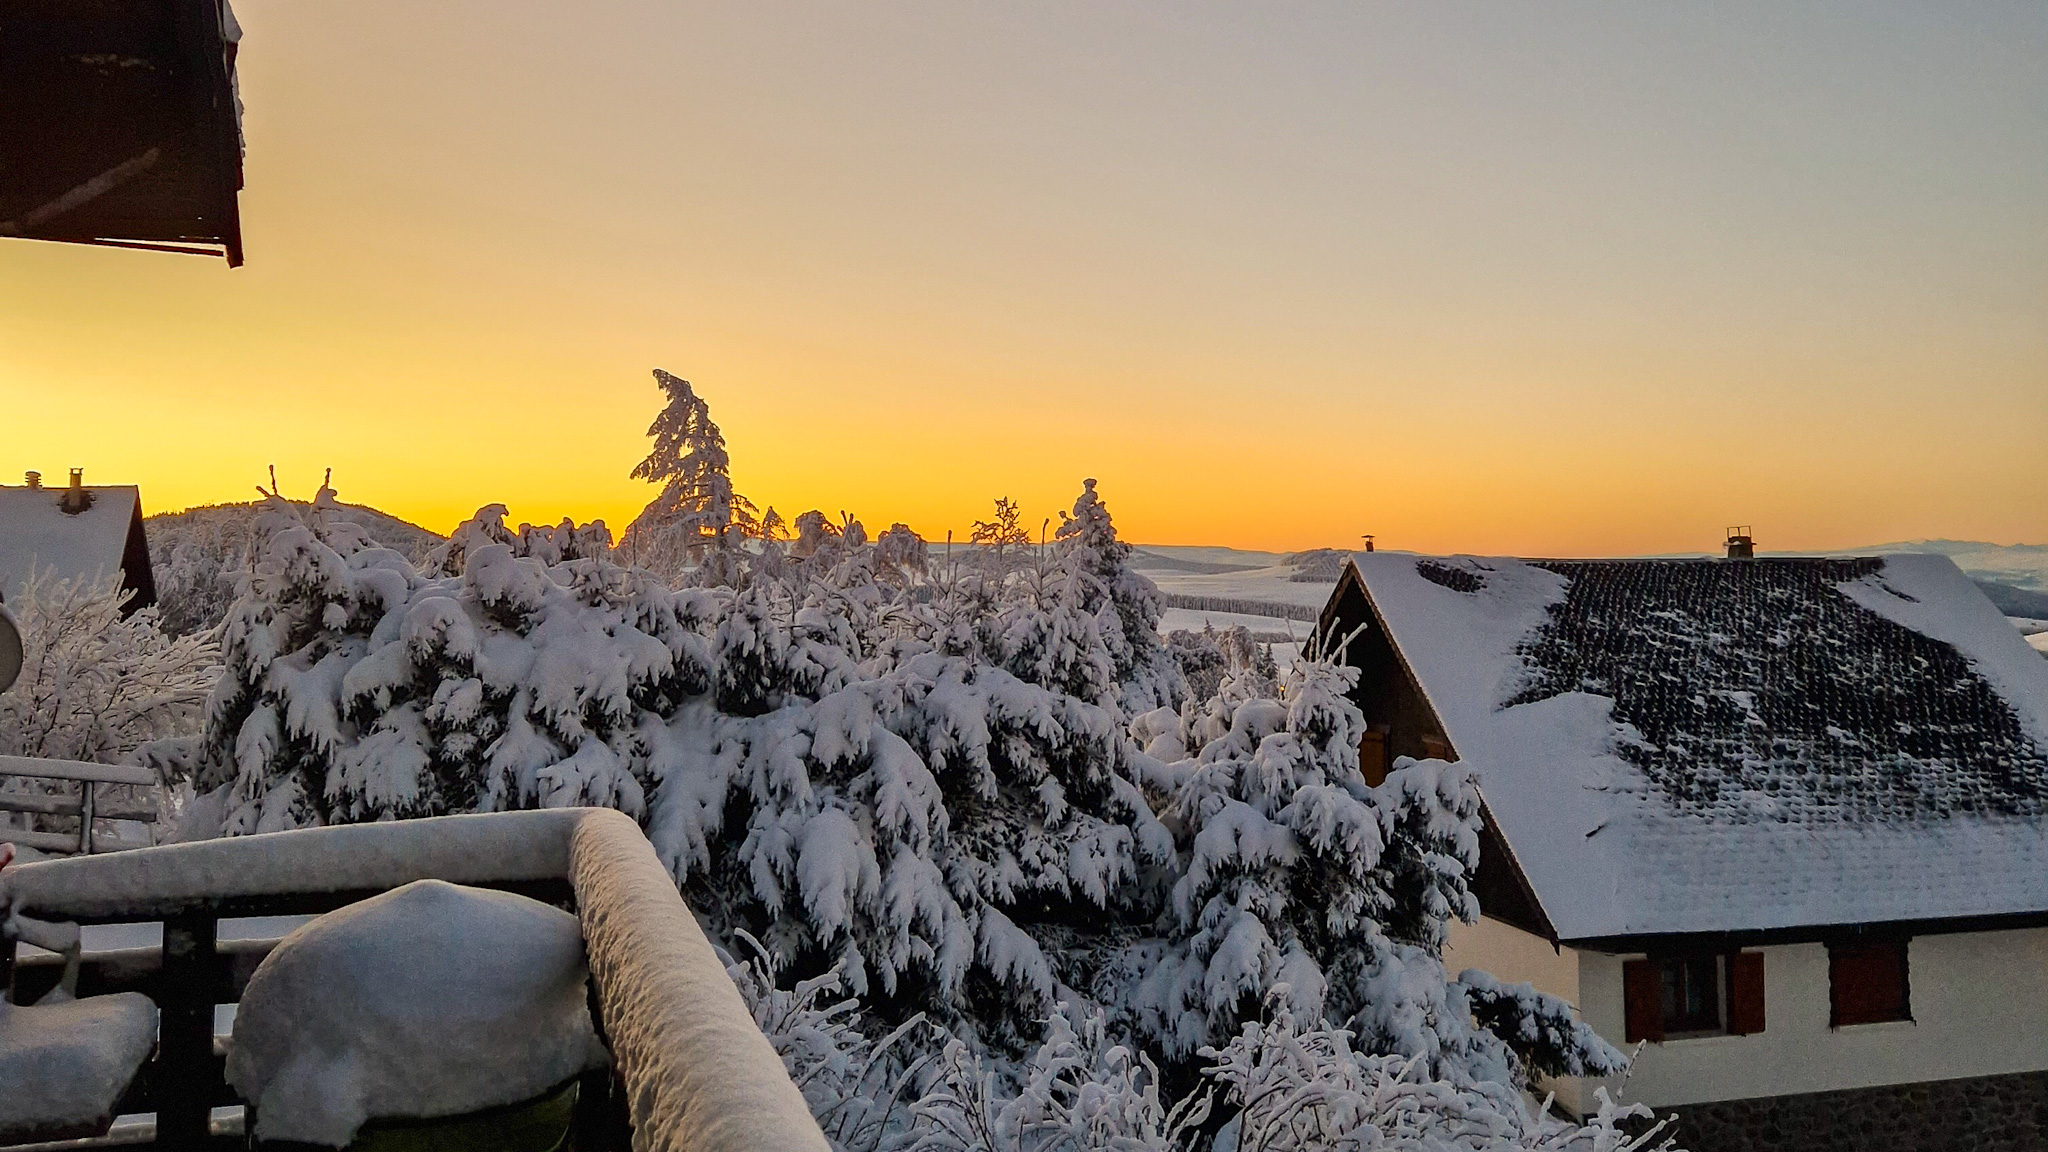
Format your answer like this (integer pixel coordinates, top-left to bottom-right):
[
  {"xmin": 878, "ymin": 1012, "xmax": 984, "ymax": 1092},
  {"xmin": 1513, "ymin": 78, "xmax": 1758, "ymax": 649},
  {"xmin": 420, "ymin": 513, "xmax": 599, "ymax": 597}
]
[
  {"xmin": 1109, "ymin": 648, "xmax": 1623, "ymax": 1092},
  {"xmin": 193, "ymin": 487, "xmax": 714, "ymax": 833},
  {"xmin": 1052, "ymin": 479, "xmax": 1184, "ymax": 715},
  {"xmin": 622, "ymin": 369, "xmax": 760, "ymax": 572}
]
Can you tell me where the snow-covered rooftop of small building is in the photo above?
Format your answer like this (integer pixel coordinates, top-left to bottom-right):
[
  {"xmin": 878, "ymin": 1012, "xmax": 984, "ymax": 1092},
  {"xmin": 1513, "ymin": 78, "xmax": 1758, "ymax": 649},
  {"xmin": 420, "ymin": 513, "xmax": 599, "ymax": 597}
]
[
  {"xmin": 0, "ymin": 485, "xmax": 141, "ymax": 603},
  {"xmin": 1343, "ymin": 551, "xmax": 2048, "ymax": 942}
]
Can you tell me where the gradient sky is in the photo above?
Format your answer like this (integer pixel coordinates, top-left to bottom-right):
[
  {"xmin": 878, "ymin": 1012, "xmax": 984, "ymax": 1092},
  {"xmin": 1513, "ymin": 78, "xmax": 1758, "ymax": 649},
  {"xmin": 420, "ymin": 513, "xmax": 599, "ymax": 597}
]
[{"xmin": 3, "ymin": 2, "xmax": 2043, "ymax": 554}]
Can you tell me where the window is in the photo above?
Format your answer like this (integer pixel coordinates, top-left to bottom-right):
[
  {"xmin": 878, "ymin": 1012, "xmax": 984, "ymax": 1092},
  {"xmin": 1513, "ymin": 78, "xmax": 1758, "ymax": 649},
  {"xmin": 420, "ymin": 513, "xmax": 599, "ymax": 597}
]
[
  {"xmin": 1661, "ymin": 952, "xmax": 1720, "ymax": 1033},
  {"xmin": 1829, "ymin": 939, "xmax": 1910, "ymax": 1026},
  {"xmin": 1623, "ymin": 950, "xmax": 1765, "ymax": 1042}
]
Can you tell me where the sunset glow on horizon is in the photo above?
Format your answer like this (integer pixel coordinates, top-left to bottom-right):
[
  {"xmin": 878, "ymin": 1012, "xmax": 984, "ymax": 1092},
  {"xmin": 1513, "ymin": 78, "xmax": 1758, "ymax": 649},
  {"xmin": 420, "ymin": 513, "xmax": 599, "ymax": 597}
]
[{"xmin": 3, "ymin": 2, "xmax": 2042, "ymax": 556}]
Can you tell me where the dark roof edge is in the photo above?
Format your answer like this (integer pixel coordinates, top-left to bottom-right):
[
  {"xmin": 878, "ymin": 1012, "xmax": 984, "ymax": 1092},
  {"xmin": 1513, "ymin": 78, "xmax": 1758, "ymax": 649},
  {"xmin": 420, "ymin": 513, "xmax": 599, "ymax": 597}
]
[{"xmin": 1566, "ymin": 907, "xmax": 2048, "ymax": 954}]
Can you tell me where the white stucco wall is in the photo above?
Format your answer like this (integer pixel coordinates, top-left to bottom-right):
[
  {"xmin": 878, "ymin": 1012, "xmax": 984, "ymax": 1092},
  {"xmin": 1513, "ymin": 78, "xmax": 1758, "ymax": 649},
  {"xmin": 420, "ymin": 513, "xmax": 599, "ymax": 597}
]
[
  {"xmin": 1444, "ymin": 918, "xmax": 2048, "ymax": 1111},
  {"xmin": 1580, "ymin": 928, "xmax": 2048, "ymax": 1108},
  {"xmin": 1443, "ymin": 915, "xmax": 1580, "ymax": 1005}
]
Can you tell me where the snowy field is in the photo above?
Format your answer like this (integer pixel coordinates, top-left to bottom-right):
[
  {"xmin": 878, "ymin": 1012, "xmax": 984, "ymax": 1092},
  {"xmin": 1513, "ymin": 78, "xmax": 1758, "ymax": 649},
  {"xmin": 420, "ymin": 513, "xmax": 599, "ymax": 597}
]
[
  {"xmin": 1156, "ymin": 607, "xmax": 1309, "ymax": 639},
  {"xmin": 2015, "ymin": 618, "xmax": 2048, "ymax": 655}
]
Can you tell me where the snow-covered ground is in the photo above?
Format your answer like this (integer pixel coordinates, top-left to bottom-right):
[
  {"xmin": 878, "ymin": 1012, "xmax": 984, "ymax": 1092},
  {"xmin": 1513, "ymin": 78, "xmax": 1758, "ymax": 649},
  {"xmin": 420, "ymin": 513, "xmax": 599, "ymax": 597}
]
[
  {"xmin": 1156, "ymin": 607, "xmax": 1307, "ymax": 639},
  {"xmin": 2017, "ymin": 618, "xmax": 2048, "ymax": 656}
]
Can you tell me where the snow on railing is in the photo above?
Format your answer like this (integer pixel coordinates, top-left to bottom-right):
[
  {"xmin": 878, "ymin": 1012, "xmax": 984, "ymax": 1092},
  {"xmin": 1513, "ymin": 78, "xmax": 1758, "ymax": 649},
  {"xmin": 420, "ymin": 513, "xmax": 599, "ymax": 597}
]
[
  {"xmin": 0, "ymin": 808, "xmax": 829, "ymax": 1152},
  {"xmin": 0, "ymin": 756, "xmax": 161, "ymax": 856}
]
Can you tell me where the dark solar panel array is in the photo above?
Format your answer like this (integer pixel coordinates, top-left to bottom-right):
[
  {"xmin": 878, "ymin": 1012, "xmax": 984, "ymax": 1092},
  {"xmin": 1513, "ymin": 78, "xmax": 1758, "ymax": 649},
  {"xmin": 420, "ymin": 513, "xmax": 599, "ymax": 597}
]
[{"xmin": 1502, "ymin": 559, "xmax": 2048, "ymax": 823}]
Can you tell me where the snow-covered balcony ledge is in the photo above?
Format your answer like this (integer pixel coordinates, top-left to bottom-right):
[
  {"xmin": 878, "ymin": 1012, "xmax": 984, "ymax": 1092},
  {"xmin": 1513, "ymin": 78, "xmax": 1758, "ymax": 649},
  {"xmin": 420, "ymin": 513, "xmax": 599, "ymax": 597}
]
[{"xmin": 0, "ymin": 808, "xmax": 828, "ymax": 1152}]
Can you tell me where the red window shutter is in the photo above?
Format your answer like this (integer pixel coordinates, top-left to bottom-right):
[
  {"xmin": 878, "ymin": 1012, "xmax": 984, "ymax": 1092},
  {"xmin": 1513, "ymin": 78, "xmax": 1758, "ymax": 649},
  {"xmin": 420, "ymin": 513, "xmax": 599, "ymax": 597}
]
[
  {"xmin": 1726, "ymin": 951, "xmax": 1765, "ymax": 1035},
  {"xmin": 1830, "ymin": 940, "xmax": 1910, "ymax": 1026},
  {"xmin": 1623, "ymin": 959, "xmax": 1663, "ymax": 1043}
]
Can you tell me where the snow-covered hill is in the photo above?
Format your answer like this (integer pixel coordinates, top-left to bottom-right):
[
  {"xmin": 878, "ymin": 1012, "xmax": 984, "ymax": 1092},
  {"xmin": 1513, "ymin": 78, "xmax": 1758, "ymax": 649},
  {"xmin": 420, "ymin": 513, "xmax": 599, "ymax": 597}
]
[
  {"xmin": 1824, "ymin": 540, "xmax": 2048, "ymax": 593},
  {"xmin": 148, "ymin": 500, "xmax": 442, "ymax": 560}
]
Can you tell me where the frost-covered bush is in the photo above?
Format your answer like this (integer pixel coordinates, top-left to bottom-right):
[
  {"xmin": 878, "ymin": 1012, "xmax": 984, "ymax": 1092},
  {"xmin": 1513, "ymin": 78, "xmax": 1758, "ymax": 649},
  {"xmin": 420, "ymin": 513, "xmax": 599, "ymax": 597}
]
[
  {"xmin": 1201, "ymin": 993, "xmax": 1672, "ymax": 1152},
  {"xmin": 732, "ymin": 975, "xmax": 1669, "ymax": 1152},
  {"xmin": 907, "ymin": 1009, "xmax": 1211, "ymax": 1152},
  {"xmin": 0, "ymin": 570, "xmax": 218, "ymax": 764},
  {"xmin": 0, "ymin": 570, "xmax": 218, "ymax": 844}
]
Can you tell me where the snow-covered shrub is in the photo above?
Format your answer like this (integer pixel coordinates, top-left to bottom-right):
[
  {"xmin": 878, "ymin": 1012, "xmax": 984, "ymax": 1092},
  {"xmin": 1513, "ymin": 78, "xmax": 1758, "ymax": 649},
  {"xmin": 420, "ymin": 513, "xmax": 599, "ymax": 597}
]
[
  {"xmin": 725, "ymin": 935, "xmax": 931, "ymax": 1151},
  {"xmin": 1201, "ymin": 993, "xmax": 1673, "ymax": 1152},
  {"xmin": 908, "ymin": 1008, "xmax": 1211, "ymax": 1152}
]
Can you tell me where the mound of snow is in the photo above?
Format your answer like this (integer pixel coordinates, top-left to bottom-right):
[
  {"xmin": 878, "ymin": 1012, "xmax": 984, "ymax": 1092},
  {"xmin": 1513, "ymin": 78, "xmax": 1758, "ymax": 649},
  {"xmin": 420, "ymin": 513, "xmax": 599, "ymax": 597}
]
[
  {"xmin": 0, "ymin": 993, "xmax": 157, "ymax": 1140},
  {"xmin": 227, "ymin": 879, "xmax": 607, "ymax": 1147}
]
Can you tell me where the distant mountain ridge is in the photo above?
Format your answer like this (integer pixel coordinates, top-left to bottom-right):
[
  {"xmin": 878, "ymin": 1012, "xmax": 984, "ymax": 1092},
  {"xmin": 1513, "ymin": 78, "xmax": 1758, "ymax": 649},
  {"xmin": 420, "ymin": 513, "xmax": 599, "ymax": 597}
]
[{"xmin": 1814, "ymin": 539, "xmax": 2048, "ymax": 593}]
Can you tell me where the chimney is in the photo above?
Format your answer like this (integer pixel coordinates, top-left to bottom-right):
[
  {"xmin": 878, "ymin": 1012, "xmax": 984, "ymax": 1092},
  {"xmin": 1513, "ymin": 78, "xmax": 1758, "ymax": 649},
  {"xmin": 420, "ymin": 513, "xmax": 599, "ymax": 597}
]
[
  {"xmin": 1725, "ymin": 525, "xmax": 1754, "ymax": 560},
  {"xmin": 60, "ymin": 467, "xmax": 93, "ymax": 515},
  {"xmin": 1362, "ymin": 534, "xmax": 1376, "ymax": 553},
  {"xmin": 23, "ymin": 471, "xmax": 39, "ymax": 489}
]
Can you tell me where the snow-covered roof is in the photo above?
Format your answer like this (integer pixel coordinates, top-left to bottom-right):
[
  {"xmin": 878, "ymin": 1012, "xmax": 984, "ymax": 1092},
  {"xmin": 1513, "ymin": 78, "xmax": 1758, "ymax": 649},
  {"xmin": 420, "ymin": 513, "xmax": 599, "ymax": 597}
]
[
  {"xmin": 1339, "ymin": 551, "xmax": 2048, "ymax": 942},
  {"xmin": 0, "ymin": 485, "xmax": 145, "ymax": 605}
]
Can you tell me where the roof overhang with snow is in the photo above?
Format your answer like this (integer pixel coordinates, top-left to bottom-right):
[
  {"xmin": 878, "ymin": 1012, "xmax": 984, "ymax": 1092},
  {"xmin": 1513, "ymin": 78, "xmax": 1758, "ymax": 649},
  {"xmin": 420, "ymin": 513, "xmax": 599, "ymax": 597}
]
[
  {"xmin": 1328, "ymin": 551, "xmax": 2048, "ymax": 946},
  {"xmin": 0, "ymin": 485, "xmax": 156, "ymax": 612},
  {"xmin": 0, "ymin": 0, "xmax": 244, "ymax": 264}
]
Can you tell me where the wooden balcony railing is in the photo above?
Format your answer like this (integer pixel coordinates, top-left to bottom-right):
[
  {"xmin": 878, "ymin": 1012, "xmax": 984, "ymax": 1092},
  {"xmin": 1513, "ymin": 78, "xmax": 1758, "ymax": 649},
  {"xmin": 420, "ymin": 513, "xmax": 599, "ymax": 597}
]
[
  {"xmin": 0, "ymin": 756, "xmax": 162, "ymax": 855},
  {"xmin": 0, "ymin": 807, "xmax": 829, "ymax": 1152}
]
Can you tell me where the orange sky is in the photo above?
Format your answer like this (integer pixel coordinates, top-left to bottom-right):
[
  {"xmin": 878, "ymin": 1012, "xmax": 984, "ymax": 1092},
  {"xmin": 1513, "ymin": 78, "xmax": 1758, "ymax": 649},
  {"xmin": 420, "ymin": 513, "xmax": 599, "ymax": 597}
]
[{"xmin": 3, "ymin": 2, "xmax": 2043, "ymax": 555}]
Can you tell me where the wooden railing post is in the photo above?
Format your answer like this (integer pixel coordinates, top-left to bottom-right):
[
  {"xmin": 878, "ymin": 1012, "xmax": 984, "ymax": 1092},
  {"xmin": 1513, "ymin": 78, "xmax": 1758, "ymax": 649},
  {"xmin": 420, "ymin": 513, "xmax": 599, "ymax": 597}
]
[
  {"xmin": 158, "ymin": 911, "xmax": 221, "ymax": 1149},
  {"xmin": 77, "ymin": 782, "xmax": 95, "ymax": 855}
]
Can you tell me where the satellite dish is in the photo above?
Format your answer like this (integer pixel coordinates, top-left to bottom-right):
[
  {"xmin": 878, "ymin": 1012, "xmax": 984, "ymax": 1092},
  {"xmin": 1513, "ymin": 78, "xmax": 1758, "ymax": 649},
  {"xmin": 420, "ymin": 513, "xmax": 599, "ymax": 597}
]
[{"xmin": 0, "ymin": 605, "xmax": 21, "ymax": 695}]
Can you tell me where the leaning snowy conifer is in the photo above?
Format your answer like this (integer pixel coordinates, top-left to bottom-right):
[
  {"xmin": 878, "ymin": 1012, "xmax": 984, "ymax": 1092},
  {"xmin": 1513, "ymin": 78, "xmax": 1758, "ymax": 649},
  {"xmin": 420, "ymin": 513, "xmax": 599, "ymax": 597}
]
[{"xmin": 621, "ymin": 368, "xmax": 759, "ymax": 573}]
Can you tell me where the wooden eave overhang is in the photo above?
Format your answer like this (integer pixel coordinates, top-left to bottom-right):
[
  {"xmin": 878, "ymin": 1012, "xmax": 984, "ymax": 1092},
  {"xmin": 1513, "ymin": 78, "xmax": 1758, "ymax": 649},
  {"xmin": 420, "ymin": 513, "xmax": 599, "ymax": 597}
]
[{"xmin": 0, "ymin": 0, "xmax": 244, "ymax": 264}]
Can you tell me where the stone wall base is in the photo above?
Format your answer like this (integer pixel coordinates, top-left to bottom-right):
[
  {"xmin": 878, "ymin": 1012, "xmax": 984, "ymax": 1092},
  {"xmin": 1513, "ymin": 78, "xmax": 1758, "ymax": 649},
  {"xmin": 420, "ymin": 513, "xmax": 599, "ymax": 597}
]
[{"xmin": 1656, "ymin": 1070, "xmax": 2048, "ymax": 1152}]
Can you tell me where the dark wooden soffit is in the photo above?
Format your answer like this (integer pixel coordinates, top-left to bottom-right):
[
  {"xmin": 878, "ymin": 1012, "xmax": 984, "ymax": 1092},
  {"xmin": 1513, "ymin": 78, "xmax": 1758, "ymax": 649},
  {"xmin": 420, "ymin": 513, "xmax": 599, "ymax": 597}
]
[
  {"xmin": 1322, "ymin": 561, "xmax": 1561, "ymax": 944},
  {"xmin": 119, "ymin": 494, "xmax": 157, "ymax": 612},
  {"xmin": 1569, "ymin": 908, "xmax": 2048, "ymax": 956},
  {"xmin": 0, "ymin": 0, "xmax": 243, "ymax": 264}
]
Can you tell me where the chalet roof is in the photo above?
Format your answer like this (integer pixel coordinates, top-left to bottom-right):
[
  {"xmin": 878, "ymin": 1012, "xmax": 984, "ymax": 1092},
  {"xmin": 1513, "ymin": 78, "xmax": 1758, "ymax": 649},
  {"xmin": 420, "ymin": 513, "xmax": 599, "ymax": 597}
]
[
  {"xmin": 1338, "ymin": 551, "xmax": 2048, "ymax": 942},
  {"xmin": 0, "ymin": 484, "xmax": 152, "ymax": 608}
]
